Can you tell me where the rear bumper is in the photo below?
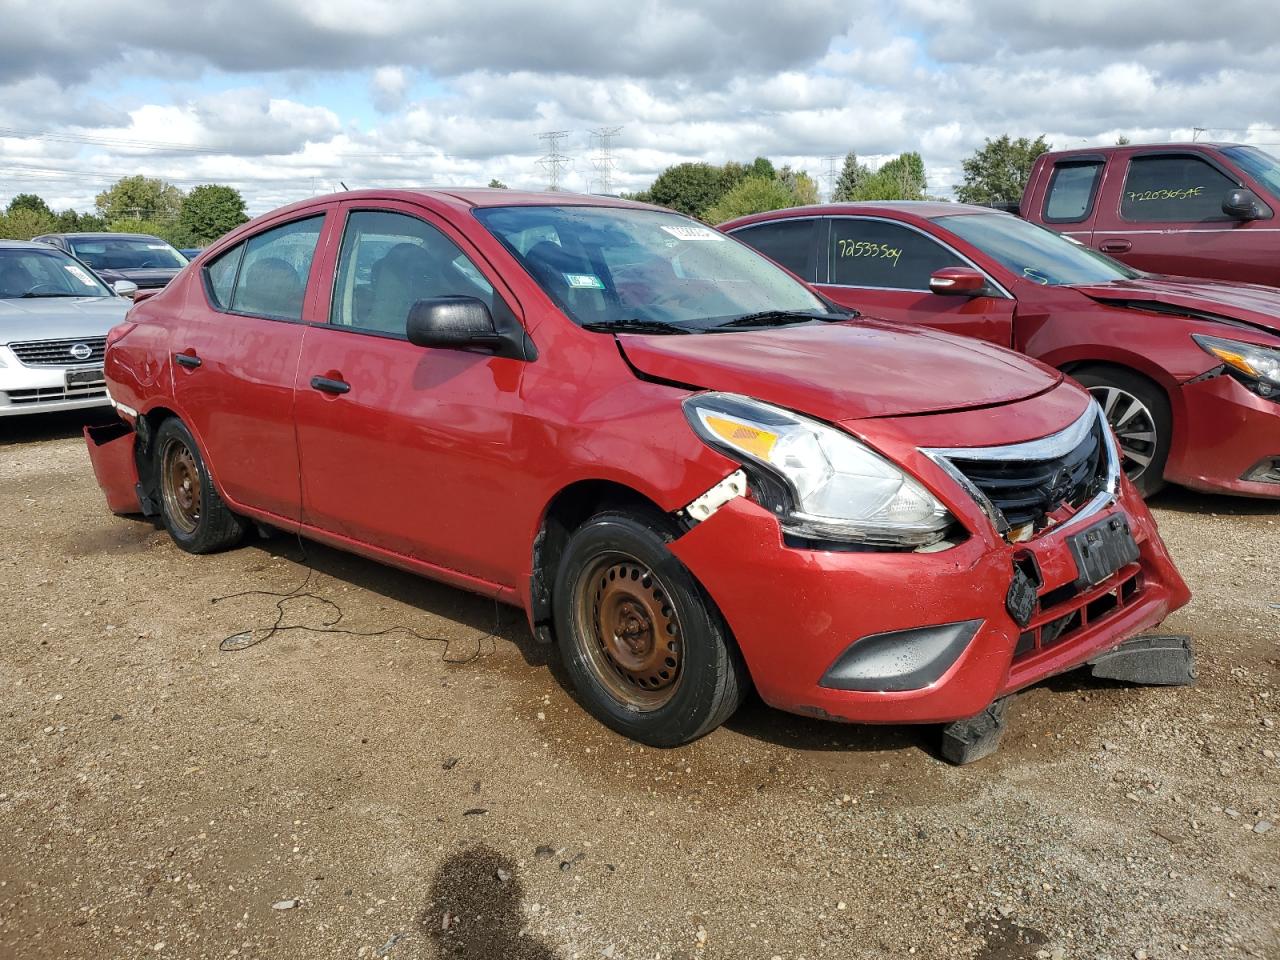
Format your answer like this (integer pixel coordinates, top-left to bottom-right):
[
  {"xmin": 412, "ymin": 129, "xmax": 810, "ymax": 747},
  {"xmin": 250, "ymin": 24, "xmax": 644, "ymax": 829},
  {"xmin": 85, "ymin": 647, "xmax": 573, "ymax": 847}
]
[
  {"xmin": 83, "ymin": 421, "xmax": 142, "ymax": 514},
  {"xmin": 670, "ymin": 490, "xmax": 1189, "ymax": 726},
  {"xmin": 1167, "ymin": 375, "xmax": 1280, "ymax": 497}
]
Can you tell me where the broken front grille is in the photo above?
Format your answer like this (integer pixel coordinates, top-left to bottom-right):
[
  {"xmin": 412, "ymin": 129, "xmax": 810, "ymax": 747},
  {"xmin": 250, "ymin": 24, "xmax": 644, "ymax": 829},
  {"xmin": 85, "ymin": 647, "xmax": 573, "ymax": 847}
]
[
  {"xmin": 925, "ymin": 406, "xmax": 1118, "ymax": 538},
  {"xmin": 9, "ymin": 336, "xmax": 107, "ymax": 367},
  {"xmin": 1014, "ymin": 566, "xmax": 1143, "ymax": 660}
]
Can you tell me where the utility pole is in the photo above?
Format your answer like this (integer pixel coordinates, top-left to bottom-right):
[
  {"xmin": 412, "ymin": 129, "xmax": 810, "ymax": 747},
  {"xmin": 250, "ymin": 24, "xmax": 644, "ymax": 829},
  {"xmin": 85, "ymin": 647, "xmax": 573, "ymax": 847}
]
[
  {"xmin": 589, "ymin": 127, "xmax": 623, "ymax": 195},
  {"xmin": 822, "ymin": 155, "xmax": 840, "ymax": 202},
  {"xmin": 1192, "ymin": 127, "xmax": 1205, "ymax": 142},
  {"xmin": 537, "ymin": 131, "xmax": 572, "ymax": 191}
]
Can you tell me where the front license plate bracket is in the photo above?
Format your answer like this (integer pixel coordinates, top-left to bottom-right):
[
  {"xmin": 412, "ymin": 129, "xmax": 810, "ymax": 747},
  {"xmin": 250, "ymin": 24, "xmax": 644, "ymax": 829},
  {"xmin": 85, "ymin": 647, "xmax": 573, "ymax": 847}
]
[
  {"xmin": 1068, "ymin": 514, "xmax": 1139, "ymax": 587},
  {"xmin": 66, "ymin": 366, "xmax": 105, "ymax": 387}
]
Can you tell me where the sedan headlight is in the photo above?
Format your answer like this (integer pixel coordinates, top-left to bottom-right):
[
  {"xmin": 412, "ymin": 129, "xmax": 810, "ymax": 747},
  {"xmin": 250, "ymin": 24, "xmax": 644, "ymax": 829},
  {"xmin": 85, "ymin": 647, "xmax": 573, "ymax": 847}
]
[
  {"xmin": 683, "ymin": 392, "xmax": 953, "ymax": 547},
  {"xmin": 1194, "ymin": 334, "xmax": 1280, "ymax": 398}
]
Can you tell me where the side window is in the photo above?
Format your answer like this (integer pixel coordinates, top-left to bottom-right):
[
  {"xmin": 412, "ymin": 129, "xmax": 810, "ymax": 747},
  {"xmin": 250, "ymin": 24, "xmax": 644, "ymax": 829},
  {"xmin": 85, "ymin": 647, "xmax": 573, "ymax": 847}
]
[
  {"xmin": 1120, "ymin": 155, "xmax": 1238, "ymax": 223},
  {"xmin": 731, "ymin": 219, "xmax": 818, "ymax": 282},
  {"xmin": 331, "ymin": 210, "xmax": 495, "ymax": 336},
  {"xmin": 205, "ymin": 245, "xmax": 243, "ymax": 308},
  {"xmin": 829, "ymin": 219, "xmax": 963, "ymax": 290},
  {"xmin": 228, "ymin": 216, "xmax": 324, "ymax": 320},
  {"xmin": 1044, "ymin": 161, "xmax": 1103, "ymax": 223}
]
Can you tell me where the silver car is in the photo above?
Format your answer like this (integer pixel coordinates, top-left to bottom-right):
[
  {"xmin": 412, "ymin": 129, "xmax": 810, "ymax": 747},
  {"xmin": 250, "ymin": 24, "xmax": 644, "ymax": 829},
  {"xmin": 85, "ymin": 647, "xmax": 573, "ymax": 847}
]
[{"xmin": 0, "ymin": 240, "xmax": 135, "ymax": 417}]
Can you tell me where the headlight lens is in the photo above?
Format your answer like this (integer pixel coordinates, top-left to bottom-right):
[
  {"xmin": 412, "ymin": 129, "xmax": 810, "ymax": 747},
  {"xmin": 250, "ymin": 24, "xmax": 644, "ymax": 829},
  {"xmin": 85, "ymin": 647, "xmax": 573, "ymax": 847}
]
[
  {"xmin": 1194, "ymin": 334, "xmax": 1280, "ymax": 397},
  {"xmin": 683, "ymin": 392, "xmax": 953, "ymax": 547}
]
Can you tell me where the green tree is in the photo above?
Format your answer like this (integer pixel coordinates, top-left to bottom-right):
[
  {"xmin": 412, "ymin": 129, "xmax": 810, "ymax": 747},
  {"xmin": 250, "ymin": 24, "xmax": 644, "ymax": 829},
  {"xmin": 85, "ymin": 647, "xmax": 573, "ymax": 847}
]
[
  {"xmin": 106, "ymin": 217, "xmax": 185, "ymax": 247},
  {"xmin": 53, "ymin": 209, "xmax": 106, "ymax": 232},
  {"xmin": 850, "ymin": 152, "xmax": 928, "ymax": 201},
  {"xmin": 955, "ymin": 135, "xmax": 1049, "ymax": 205},
  {"xmin": 488, "ymin": 179, "xmax": 508, "ymax": 189},
  {"xmin": 832, "ymin": 152, "xmax": 871, "ymax": 201},
  {"xmin": 0, "ymin": 206, "xmax": 57, "ymax": 240},
  {"xmin": 704, "ymin": 171, "xmax": 818, "ymax": 224},
  {"xmin": 1116, "ymin": 135, "xmax": 1131, "ymax": 146},
  {"xmin": 176, "ymin": 184, "xmax": 248, "ymax": 246},
  {"xmin": 95, "ymin": 175, "xmax": 184, "ymax": 224},
  {"xmin": 646, "ymin": 162, "xmax": 730, "ymax": 218},
  {"xmin": 7, "ymin": 193, "xmax": 53, "ymax": 218}
]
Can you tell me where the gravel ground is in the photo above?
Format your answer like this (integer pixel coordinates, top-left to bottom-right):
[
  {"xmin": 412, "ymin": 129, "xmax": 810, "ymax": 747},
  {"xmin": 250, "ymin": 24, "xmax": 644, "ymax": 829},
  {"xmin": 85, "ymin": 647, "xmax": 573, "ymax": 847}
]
[{"xmin": 1, "ymin": 411, "xmax": 1277, "ymax": 960}]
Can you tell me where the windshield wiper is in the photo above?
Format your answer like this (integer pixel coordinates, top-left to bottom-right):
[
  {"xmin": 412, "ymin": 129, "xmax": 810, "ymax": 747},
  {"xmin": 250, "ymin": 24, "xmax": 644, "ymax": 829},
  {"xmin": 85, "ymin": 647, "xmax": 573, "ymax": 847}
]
[
  {"xmin": 20, "ymin": 292, "xmax": 86, "ymax": 298},
  {"xmin": 582, "ymin": 318, "xmax": 694, "ymax": 335},
  {"xmin": 713, "ymin": 309, "xmax": 850, "ymax": 329}
]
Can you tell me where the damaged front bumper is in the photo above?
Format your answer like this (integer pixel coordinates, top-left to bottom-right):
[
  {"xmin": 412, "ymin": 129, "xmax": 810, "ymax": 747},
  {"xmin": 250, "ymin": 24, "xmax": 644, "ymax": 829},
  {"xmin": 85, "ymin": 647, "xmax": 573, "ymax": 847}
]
[
  {"xmin": 669, "ymin": 488, "xmax": 1189, "ymax": 726},
  {"xmin": 1168, "ymin": 373, "xmax": 1280, "ymax": 497}
]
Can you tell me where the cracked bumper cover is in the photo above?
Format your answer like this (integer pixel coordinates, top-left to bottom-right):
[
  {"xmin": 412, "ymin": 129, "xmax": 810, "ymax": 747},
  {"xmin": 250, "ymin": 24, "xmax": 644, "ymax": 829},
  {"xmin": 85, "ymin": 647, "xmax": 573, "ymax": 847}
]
[{"xmin": 668, "ymin": 491, "xmax": 1189, "ymax": 726}]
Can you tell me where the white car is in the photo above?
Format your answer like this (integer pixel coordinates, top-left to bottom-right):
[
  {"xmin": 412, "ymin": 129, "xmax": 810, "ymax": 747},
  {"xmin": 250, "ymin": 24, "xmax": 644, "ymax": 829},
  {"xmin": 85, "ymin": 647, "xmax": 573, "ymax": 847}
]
[{"xmin": 0, "ymin": 240, "xmax": 135, "ymax": 417}]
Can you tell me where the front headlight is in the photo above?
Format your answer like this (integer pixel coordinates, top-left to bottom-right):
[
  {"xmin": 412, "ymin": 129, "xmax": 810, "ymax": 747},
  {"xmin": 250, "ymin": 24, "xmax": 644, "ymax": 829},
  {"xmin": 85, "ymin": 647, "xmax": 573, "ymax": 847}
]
[
  {"xmin": 683, "ymin": 392, "xmax": 954, "ymax": 547},
  {"xmin": 1194, "ymin": 334, "xmax": 1280, "ymax": 398}
]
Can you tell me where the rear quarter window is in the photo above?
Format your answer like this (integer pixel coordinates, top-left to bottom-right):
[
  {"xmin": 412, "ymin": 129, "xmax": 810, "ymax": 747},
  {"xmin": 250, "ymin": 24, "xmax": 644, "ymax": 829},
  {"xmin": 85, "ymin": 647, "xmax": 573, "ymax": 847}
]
[
  {"xmin": 1120, "ymin": 155, "xmax": 1238, "ymax": 223},
  {"xmin": 204, "ymin": 246, "xmax": 243, "ymax": 308},
  {"xmin": 1044, "ymin": 161, "xmax": 1103, "ymax": 223}
]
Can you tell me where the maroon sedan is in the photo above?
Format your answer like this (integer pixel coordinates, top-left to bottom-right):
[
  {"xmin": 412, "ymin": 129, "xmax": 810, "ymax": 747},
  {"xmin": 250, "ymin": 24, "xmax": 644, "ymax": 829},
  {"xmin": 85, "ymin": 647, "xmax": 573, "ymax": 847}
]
[{"xmin": 722, "ymin": 203, "xmax": 1280, "ymax": 499}]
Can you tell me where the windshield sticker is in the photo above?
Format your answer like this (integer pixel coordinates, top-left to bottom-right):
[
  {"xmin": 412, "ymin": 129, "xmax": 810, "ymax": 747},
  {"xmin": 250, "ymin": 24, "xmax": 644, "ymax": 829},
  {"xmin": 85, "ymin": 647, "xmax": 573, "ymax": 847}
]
[
  {"xmin": 146, "ymin": 243, "xmax": 170, "ymax": 249},
  {"xmin": 836, "ymin": 239, "xmax": 901, "ymax": 267},
  {"xmin": 564, "ymin": 273, "xmax": 606, "ymax": 290},
  {"xmin": 659, "ymin": 224, "xmax": 726, "ymax": 242},
  {"xmin": 64, "ymin": 264, "xmax": 97, "ymax": 286},
  {"xmin": 1126, "ymin": 187, "xmax": 1204, "ymax": 203}
]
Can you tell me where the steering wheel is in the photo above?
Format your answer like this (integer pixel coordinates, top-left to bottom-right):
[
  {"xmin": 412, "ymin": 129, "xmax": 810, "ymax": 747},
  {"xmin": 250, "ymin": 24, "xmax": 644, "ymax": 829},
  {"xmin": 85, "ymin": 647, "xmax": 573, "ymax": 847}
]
[{"xmin": 24, "ymin": 282, "xmax": 59, "ymax": 295}]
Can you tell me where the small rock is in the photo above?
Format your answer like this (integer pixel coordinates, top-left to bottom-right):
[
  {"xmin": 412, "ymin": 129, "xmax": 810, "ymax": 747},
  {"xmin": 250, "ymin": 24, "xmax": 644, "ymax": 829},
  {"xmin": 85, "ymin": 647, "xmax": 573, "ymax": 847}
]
[
  {"xmin": 1254, "ymin": 820, "xmax": 1273, "ymax": 834},
  {"xmin": 111, "ymin": 714, "xmax": 122, "ymax": 721},
  {"xmin": 462, "ymin": 808, "xmax": 487, "ymax": 817},
  {"xmin": 495, "ymin": 868, "xmax": 511, "ymax": 883},
  {"xmin": 1135, "ymin": 950, "xmax": 1149, "ymax": 960},
  {"xmin": 441, "ymin": 758, "xmax": 459, "ymax": 771},
  {"xmin": 559, "ymin": 852, "xmax": 585, "ymax": 872},
  {"xmin": 534, "ymin": 845, "xmax": 555, "ymax": 859},
  {"xmin": 1103, "ymin": 741, "xmax": 1119, "ymax": 751},
  {"xmin": 272, "ymin": 899, "xmax": 298, "ymax": 910},
  {"xmin": 153, "ymin": 943, "xmax": 165, "ymax": 953},
  {"xmin": 1225, "ymin": 807, "xmax": 1241, "ymax": 818},
  {"xmin": 997, "ymin": 904, "xmax": 1015, "ymax": 918}
]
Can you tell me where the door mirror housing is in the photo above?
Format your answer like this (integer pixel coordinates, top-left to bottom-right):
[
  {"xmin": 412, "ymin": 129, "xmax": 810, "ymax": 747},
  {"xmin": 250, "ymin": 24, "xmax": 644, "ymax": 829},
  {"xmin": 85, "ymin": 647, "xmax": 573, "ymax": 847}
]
[
  {"xmin": 112, "ymin": 280, "xmax": 139, "ymax": 299},
  {"xmin": 405, "ymin": 296, "xmax": 534, "ymax": 361},
  {"xmin": 1222, "ymin": 188, "xmax": 1269, "ymax": 221},
  {"xmin": 928, "ymin": 267, "xmax": 988, "ymax": 297}
]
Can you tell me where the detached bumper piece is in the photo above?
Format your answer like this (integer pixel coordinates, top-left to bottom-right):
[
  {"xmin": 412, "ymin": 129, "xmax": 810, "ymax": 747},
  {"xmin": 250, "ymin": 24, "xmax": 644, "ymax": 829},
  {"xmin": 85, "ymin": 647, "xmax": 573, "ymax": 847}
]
[
  {"xmin": 83, "ymin": 421, "xmax": 142, "ymax": 515},
  {"xmin": 940, "ymin": 697, "xmax": 1010, "ymax": 766},
  {"xmin": 1087, "ymin": 634, "xmax": 1196, "ymax": 686}
]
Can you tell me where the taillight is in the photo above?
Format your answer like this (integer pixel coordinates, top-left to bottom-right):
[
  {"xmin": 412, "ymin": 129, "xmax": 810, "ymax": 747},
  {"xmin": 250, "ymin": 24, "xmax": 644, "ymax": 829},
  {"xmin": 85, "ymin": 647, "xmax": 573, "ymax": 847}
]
[{"xmin": 105, "ymin": 321, "xmax": 138, "ymax": 349}]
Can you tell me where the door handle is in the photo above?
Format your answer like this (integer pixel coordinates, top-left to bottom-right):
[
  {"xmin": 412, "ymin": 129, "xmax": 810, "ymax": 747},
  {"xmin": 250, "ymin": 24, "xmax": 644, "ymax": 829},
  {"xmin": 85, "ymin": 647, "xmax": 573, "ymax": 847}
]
[
  {"xmin": 1098, "ymin": 239, "xmax": 1132, "ymax": 254},
  {"xmin": 174, "ymin": 352, "xmax": 202, "ymax": 369},
  {"xmin": 310, "ymin": 375, "xmax": 351, "ymax": 395}
]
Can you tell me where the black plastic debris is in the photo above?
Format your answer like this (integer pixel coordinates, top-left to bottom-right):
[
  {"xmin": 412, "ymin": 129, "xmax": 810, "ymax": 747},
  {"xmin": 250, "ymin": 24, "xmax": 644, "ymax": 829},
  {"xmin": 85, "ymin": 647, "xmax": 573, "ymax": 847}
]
[
  {"xmin": 1087, "ymin": 634, "xmax": 1196, "ymax": 686},
  {"xmin": 940, "ymin": 697, "xmax": 1011, "ymax": 765}
]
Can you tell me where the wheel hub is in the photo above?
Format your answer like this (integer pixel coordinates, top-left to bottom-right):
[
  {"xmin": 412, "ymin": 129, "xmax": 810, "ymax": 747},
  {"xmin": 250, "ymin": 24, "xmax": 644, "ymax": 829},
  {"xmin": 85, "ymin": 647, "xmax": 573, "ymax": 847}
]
[
  {"xmin": 161, "ymin": 438, "xmax": 202, "ymax": 534},
  {"xmin": 586, "ymin": 560, "xmax": 682, "ymax": 703},
  {"xmin": 1088, "ymin": 385, "xmax": 1158, "ymax": 481}
]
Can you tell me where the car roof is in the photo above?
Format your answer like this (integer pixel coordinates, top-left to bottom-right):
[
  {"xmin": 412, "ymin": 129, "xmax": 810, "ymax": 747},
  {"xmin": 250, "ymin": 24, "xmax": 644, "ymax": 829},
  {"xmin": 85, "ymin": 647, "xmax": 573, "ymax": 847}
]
[
  {"xmin": 719, "ymin": 201, "xmax": 1001, "ymax": 231},
  {"xmin": 0, "ymin": 238, "xmax": 70, "ymax": 250},
  {"xmin": 37, "ymin": 232, "xmax": 167, "ymax": 241}
]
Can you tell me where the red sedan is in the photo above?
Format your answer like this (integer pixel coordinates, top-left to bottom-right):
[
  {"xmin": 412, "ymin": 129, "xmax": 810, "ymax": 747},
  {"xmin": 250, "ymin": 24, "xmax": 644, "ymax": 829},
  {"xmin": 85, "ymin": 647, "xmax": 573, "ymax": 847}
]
[
  {"xmin": 722, "ymin": 202, "xmax": 1280, "ymax": 498},
  {"xmin": 86, "ymin": 190, "xmax": 1188, "ymax": 750}
]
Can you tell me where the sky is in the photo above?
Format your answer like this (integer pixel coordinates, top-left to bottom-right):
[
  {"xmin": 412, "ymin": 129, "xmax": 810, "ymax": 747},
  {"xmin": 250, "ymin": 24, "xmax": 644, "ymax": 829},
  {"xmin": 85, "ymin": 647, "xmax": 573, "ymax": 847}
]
[{"xmin": 3, "ymin": 0, "xmax": 1280, "ymax": 218}]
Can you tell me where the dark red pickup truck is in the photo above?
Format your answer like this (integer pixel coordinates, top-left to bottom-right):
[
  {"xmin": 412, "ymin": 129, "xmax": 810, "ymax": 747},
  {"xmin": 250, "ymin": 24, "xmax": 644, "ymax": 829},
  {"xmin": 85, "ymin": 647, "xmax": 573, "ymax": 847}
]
[{"xmin": 1020, "ymin": 142, "xmax": 1280, "ymax": 287}]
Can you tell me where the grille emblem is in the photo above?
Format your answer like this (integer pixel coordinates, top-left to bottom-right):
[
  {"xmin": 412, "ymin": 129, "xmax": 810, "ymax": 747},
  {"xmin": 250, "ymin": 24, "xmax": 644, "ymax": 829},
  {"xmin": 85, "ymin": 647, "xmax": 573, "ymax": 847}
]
[{"xmin": 70, "ymin": 343, "xmax": 92, "ymax": 361}]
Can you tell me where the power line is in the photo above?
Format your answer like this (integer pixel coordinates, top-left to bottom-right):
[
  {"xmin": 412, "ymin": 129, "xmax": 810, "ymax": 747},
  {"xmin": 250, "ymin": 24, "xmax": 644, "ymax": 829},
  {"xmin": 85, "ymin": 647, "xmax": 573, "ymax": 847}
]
[
  {"xmin": 589, "ymin": 127, "xmax": 622, "ymax": 195},
  {"xmin": 537, "ymin": 130, "xmax": 572, "ymax": 191},
  {"xmin": 821, "ymin": 155, "xmax": 840, "ymax": 202}
]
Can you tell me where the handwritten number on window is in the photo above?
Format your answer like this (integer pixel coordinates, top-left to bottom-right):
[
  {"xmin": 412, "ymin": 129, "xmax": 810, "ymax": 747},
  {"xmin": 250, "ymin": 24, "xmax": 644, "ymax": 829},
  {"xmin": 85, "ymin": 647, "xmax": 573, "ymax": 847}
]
[{"xmin": 836, "ymin": 239, "xmax": 901, "ymax": 267}]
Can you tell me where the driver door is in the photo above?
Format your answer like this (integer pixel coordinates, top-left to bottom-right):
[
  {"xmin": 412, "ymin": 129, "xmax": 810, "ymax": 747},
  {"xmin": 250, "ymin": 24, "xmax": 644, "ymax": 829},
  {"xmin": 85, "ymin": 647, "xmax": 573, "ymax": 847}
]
[{"xmin": 811, "ymin": 216, "xmax": 1015, "ymax": 347}]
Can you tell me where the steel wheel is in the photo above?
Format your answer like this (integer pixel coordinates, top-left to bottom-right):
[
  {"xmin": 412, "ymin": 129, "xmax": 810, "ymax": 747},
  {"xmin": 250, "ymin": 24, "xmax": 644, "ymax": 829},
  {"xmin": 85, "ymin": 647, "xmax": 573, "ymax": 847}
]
[
  {"xmin": 572, "ymin": 553, "xmax": 684, "ymax": 711},
  {"xmin": 1089, "ymin": 384, "xmax": 1159, "ymax": 483},
  {"xmin": 160, "ymin": 436, "xmax": 202, "ymax": 536}
]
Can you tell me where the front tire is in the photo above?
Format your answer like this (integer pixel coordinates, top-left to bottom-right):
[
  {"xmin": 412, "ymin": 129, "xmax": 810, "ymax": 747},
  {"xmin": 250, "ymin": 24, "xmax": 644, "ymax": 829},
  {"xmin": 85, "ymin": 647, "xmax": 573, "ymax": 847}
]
[
  {"xmin": 153, "ymin": 417, "xmax": 248, "ymax": 554},
  {"xmin": 1072, "ymin": 366, "xmax": 1172, "ymax": 498},
  {"xmin": 552, "ymin": 509, "xmax": 749, "ymax": 747}
]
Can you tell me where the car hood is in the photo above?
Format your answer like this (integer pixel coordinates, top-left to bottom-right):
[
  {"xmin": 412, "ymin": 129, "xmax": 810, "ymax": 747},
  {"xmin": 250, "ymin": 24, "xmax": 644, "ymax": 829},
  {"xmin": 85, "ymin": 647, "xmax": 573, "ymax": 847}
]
[
  {"xmin": 1072, "ymin": 277, "xmax": 1280, "ymax": 338},
  {"xmin": 93, "ymin": 266, "xmax": 182, "ymax": 288},
  {"xmin": 615, "ymin": 320, "xmax": 1062, "ymax": 421},
  {"xmin": 0, "ymin": 296, "xmax": 131, "ymax": 344}
]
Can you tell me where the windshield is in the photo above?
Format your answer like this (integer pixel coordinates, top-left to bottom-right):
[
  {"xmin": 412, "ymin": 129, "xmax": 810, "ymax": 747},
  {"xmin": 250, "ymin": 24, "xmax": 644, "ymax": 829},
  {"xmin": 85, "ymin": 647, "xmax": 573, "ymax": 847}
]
[
  {"xmin": 1222, "ymin": 145, "xmax": 1280, "ymax": 198},
  {"xmin": 0, "ymin": 247, "xmax": 112, "ymax": 298},
  {"xmin": 474, "ymin": 205, "xmax": 837, "ymax": 331},
  {"xmin": 936, "ymin": 212, "xmax": 1141, "ymax": 286},
  {"xmin": 68, "ymin": 236, "xmax": 188, "ymax": 271}
]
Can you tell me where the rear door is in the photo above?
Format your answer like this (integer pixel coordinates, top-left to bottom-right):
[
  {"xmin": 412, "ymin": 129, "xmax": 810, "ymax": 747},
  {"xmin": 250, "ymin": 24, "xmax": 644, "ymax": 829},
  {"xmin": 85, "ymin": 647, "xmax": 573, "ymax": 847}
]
[
  {"xmin": 1093, "ymin": 151, "xmax": 1271, "ymax": 283},
  {"xmin": 292, "ymin": 201, "xmax": 533, "ymax": 586},
  {"xmin": 170, "ymin": 212, "xmax": 328, "ymax": 523},
  {"xmin": 810, "ymin": 216, "xmax": 1016, "ymax": 346}
]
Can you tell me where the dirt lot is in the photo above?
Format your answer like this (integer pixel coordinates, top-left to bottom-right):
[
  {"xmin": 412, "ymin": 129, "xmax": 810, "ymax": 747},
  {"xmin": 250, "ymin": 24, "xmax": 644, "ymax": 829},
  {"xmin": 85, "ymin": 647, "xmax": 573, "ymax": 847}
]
[{"xmin": 1, "ymin": 410, "xmax": 1277, "ymax": 960}]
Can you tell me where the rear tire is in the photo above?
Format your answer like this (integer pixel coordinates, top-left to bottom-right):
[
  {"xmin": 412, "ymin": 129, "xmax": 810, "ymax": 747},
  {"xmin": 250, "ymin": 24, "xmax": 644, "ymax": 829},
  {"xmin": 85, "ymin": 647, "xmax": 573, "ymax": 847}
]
[
  {"xmin": 552, "ymin": 509, "xmax": 749, "ymax": 747},
  {"xmin": 153, "ymin": 417, "xmax": 248, "ymax": 554},
  {"xmin": 1072, "ymin": 366, "xmax": 1172, "ymax": 498}
]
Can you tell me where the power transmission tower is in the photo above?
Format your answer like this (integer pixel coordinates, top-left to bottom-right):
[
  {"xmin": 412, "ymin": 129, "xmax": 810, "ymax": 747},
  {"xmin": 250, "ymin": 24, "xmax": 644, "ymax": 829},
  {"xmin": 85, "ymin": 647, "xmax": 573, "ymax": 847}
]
[
  {"xmin": 589, "ymin": 126, "xmax": 623, "ymax": 195},
  {"xmin": 822, "ymin": 155, "xmax": 840, "ymax": 201},
  {"xmin": 537, "ymin": 131, "xmax": 572, "ymax": 191}
]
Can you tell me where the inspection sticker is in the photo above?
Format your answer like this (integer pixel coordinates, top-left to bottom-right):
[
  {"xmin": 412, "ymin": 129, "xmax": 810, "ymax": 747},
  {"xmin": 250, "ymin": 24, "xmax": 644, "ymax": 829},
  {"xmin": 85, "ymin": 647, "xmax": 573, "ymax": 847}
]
[
  {"xmin": 660, "ymin": 224, "xmax": 726, "ymax": 242},
  {"xmin": 64, "ymin": 264, "xmax": 97, "ymax": 286},
  {"xmin": 564, "ymin": 273, "xmax": 606, "ymax": 289}
]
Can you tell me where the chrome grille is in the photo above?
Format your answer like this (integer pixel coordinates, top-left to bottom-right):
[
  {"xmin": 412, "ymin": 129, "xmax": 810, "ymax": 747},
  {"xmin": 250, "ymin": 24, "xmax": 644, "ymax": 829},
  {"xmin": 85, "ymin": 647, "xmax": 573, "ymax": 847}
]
[
  {"xmin": 8, "ymin": 336, "xmax": 107, "ymax": 367},
  {"xmin": 6, "ymin": 383, "xmax": 108, "ymax": 405},
  {"xmin": 925, "ymin": 406, "xmax": 1119, "ymax": 538}
]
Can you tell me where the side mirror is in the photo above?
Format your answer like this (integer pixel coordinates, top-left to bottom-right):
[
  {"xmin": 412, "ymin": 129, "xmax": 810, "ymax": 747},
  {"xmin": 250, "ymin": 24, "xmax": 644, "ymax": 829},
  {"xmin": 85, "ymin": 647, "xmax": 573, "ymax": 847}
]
[
  {"xmin": 406, "ymin": 297, "xmax": 501, "ymax": 351},
  {"xmin": 1223, "ymin": 188, "xmax": 1268, "ymax": 221},
  {"xmin": 928, "ymin": 266, "xmax": 988, "ymax": 297},
  {"xmin": 112, "ymin": 280, "xmax": 139, "ymax": 299}
]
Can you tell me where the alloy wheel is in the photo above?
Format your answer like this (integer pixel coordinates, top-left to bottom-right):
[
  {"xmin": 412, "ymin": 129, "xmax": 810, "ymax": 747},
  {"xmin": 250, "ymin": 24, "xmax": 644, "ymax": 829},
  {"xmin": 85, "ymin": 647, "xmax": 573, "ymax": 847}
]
[
  {"xmin": 573, "ymin": 553, "xmax": 684, "ymax": 710},
  {"xmin": 1088, "ymin": 384, "xmax": 1159, "ymax": 483}
]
